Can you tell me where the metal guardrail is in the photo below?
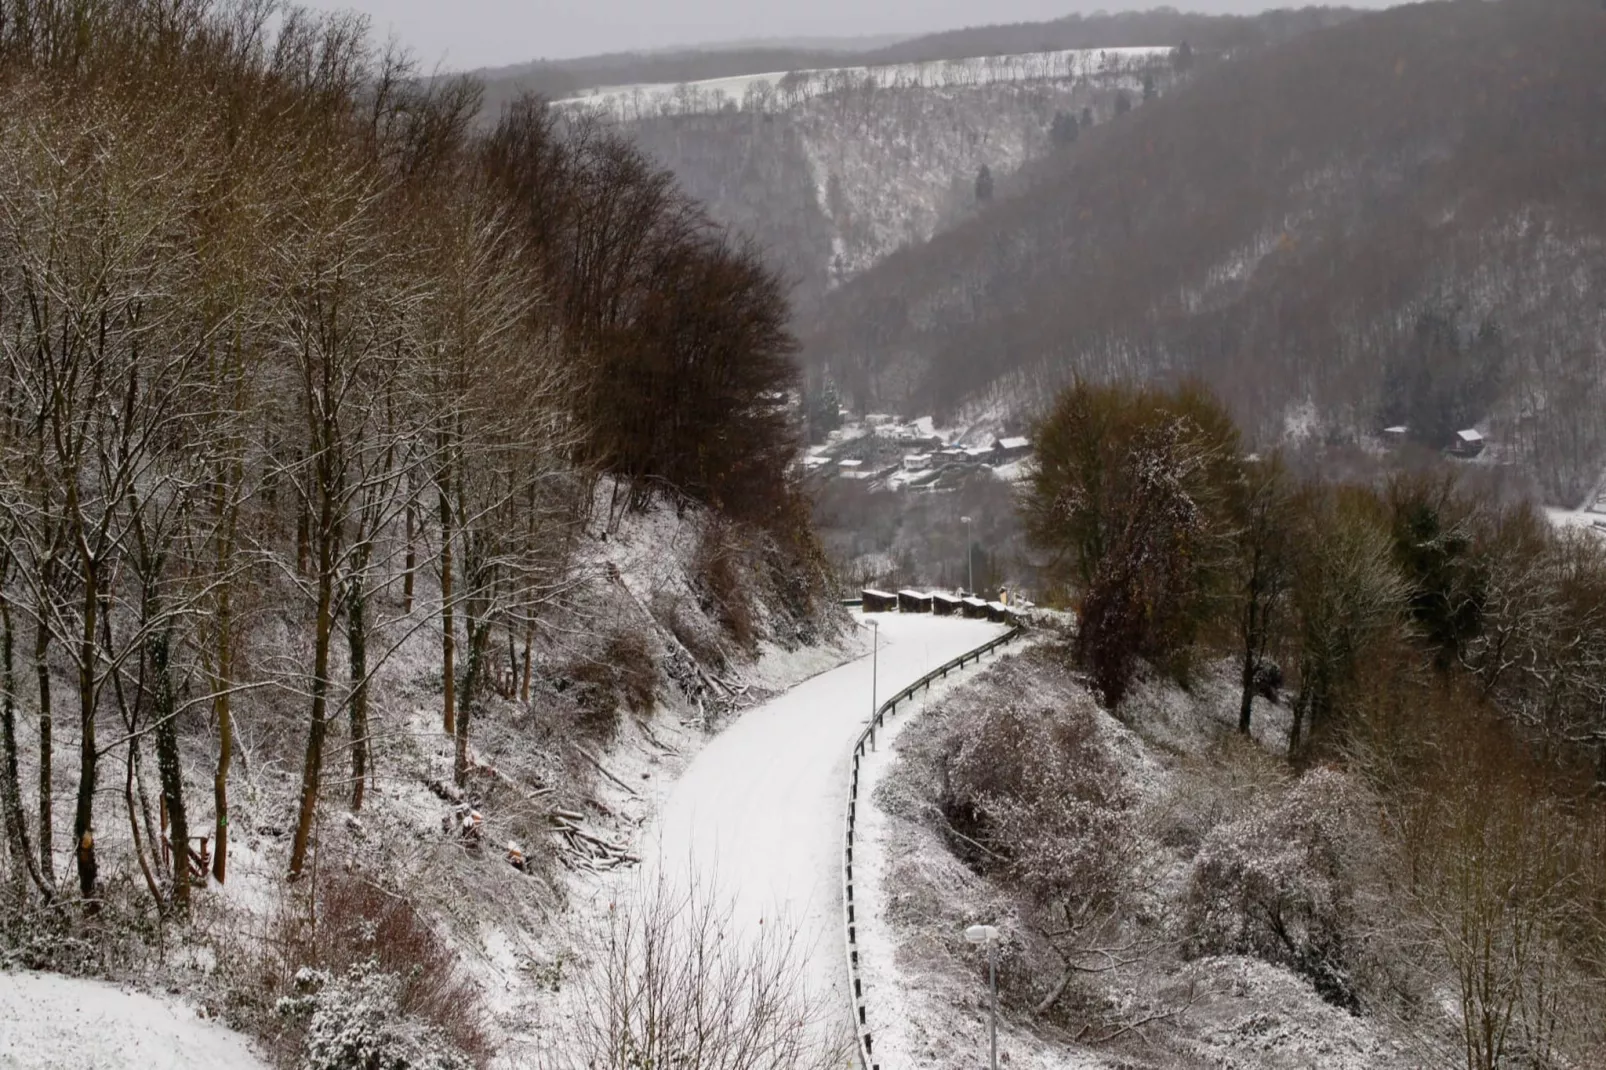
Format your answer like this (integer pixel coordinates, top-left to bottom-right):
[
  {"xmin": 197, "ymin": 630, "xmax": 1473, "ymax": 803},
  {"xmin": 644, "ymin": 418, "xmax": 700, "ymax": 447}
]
[{"xmin": 842, "ymin": 622, "xmax": 1028, "ymax": 1069}]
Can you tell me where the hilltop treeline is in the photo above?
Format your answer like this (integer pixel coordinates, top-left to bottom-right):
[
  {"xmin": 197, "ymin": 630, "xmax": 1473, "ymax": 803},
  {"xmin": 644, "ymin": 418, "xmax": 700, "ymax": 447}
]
[
  {"xmin": 475, "ymin": 6, "xmax": 1359, "ymax": 112},
  {"xmin": 807, "ymin": 0, "xmax": 1606, "ymax": 504},
  {"xmin": 0, "ymin": 0, "xmax": 811, "ymax": 926}
]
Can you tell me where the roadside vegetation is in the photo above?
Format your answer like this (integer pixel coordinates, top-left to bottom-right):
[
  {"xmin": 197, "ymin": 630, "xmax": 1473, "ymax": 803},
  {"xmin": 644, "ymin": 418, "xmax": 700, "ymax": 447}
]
[{"xmin": 876, "ymin": 378, "xmax": 1606, "ymax": 1068}]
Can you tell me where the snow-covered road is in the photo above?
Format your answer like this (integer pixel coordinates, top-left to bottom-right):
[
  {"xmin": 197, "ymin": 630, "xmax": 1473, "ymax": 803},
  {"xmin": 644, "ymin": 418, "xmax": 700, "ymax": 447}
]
[{"xmin": 639, "ymin": 611, "xmax": 1008, "ymax": 1009}]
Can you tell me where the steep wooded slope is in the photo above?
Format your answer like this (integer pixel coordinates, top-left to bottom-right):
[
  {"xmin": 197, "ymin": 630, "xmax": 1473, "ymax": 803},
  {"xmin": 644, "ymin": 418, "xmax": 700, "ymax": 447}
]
[{"xmin": 803, "ymin": 0, "xmax": 1606, "ymax": 504}]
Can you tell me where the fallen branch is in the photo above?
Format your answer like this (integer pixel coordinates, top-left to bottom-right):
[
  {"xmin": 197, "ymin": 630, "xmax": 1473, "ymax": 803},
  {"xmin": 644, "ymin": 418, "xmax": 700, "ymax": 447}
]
[{"xmin": 576, "ymin": 746, "xmax": 641, "ymax": 797}]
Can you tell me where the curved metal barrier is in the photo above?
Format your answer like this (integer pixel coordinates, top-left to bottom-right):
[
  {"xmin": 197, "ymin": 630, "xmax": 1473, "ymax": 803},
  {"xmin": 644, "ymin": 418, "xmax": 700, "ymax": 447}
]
[{"xmin": 842, "ymin": 622, "xmax": 1027, "ymax": 1069}]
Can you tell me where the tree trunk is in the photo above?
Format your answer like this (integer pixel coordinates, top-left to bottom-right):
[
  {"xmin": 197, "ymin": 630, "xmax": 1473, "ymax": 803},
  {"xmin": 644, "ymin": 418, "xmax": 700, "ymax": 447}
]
[
  {"xmin": 0, "ymin": 583, "xmax": 43, "ymax": 901},
  {"xmin": 289, "ymin": 490, "xmax": 337, "ymax": 880},
  {"xmin": 125, "ymin": 734, "xmax": 162, "ymax": 911},
  {"xmin": 150, "ymin": 626, "xmax": 189, "ymax": 912},
  {"xmin": 73, "ymin": 567, "xmax": 99, "ymax": 903},
  {"xmin": 520, "ymin": 618, "xmax": 535, "ymax": 705},
  {"xmin": 456, "ymin": 613, "xmax": 489, "ymax": 789},
  {"xmin": 211, "ymin": 610, "xmax": 232, "ymax": 885},
  {"xmin": 1239, "ymin": 648, "xmax": 1257, "ymax": 735},
  {"xmin": 438, "ymin": 481, "xmax": 456, "ymax": 738},
  {"xmin": 347, "ymin": 564, "xmax": 369, "ymax": 811},
  {"xmin": 402, "ymin": 496, "xmax": 416, "ymax": 615},
  {"xmin": 35, "ymin": 615, "xmax": 54, "ymax": 890}
]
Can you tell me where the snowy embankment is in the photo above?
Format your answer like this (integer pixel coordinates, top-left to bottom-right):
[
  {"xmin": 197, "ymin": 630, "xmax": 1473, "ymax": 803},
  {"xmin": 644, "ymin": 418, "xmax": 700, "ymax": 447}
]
[
  {"xmin": 629, "ymin": 612, "xmax": 1006, "ymax": 1022},
  {"xmin": 0, "ymin": 970, "xmax": 270, "ymax": 1069}
]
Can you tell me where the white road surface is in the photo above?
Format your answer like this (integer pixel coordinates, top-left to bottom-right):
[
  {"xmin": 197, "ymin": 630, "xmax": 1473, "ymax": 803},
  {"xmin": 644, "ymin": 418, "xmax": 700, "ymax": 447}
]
[{"xmin": 639, "ymin": 610, "xmax": 1008, "ymax": 1011}]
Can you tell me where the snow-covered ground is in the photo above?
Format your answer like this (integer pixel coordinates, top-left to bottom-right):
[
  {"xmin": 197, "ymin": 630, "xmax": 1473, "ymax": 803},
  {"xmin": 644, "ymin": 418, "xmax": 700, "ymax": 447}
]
[
  {"xmin": 558, "ymin": 47, "xmax": 1171, "ymax": 117},
  {"xmin": 1546, "ymin": 505, "xmax": 1606, "ymax": 535},
  {"xmin": 632, "ymin": 611, "xmax": 1007, "ymax": 1020},
  {"xmin": 0, "ymin": 970, "xmax": 270, "ymax": 1069}
]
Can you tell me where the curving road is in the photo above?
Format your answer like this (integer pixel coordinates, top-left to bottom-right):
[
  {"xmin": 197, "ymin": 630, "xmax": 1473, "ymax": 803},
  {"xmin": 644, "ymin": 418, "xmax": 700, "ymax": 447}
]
[{"xmin": 638, "ymin": 610, "xmax": 1009, "ymax": 1013}]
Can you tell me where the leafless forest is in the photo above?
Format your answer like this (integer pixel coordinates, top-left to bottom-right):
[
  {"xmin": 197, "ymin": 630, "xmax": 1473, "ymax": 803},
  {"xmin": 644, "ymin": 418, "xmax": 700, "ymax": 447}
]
[{"xmin": 0, "ymin": 1, "xmax": 828, "ymax": 1059}]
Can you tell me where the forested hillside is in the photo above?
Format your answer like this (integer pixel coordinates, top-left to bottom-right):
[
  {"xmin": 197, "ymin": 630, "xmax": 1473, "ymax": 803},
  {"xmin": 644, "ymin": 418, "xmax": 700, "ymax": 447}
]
[
  {"xmin": 621, "ymin": 51, "xmax": 1170, "ymax": 312},
  {"xmin": 804, "ymin": 0, "xmax": 1606, "ymax": 505},
  {"xmin": 0, "ymin": 2, "xmax": 836, "ymax": 1065}
]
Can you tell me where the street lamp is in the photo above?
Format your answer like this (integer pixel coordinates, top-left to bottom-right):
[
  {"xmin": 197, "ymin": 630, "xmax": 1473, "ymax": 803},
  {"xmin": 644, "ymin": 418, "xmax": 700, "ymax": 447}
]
[
  {"xmin": 964, "ymin": 923, "xmax": 1000, "ymax": 1070},
  {"xmin": 869, "ymin": 618, "xmax": 878, "ymax": 718},
  {"xmin": 960, "ymin": 515, "xmax": 973, "ymax": 595}
]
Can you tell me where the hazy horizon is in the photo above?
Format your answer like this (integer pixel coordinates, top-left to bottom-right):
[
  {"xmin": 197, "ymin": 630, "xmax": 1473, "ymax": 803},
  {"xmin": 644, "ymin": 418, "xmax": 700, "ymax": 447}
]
[{"xmin": 290, "ymin": 0, "xmax": 1398, "ymax": 71}]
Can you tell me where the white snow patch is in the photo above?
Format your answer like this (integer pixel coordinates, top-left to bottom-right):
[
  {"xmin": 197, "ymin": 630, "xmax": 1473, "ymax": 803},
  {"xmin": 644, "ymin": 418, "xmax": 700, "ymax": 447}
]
[{"xmin": 0, "ymin": 970, "xmax": 271, "ymax": 1069}]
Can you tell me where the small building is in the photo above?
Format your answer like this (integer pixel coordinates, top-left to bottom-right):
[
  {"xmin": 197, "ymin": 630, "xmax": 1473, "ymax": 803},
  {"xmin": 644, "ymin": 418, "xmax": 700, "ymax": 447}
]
[
  {"xmin": 1382, "ymin": 426, "xmax": 1409, "ymax": 448},
  {"xmin": 897, "ymin": 589, "xmax": 933, "ymax": 613},
  {"xmin": 932, "ymin": 592, "xmax": 963, "ymax": 616},
  {"xmin": 1449, "ymin": 429, "xmax": 1485, "ymax": 458},
  {"xmin": 862, "ymin": 589, "xmax": 897, "ymax": 613},
  {"xmin": 960, "ymin": 596, "xmax": 990, "ymax": 619},
  {"xmin": 903, "ymin": 453, "xmax": 933, "ymax": 471},
  {"xmin": 985, "ymin": 601, "xmax": 1009, "ymax": 623},
  {"xmin": 991, "ymin": 436, "xmax": 1032, "ymax": 464},
  {"xmin": 837, "ymin": 459, "xmax": 866, "ymax": 479}
]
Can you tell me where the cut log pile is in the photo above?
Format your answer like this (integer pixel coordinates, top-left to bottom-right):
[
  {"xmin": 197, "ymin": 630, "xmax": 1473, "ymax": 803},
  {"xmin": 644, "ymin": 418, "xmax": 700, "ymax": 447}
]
[{"xmin": 550, "ymin": 808, "xmax": 639, "ymax": 872}]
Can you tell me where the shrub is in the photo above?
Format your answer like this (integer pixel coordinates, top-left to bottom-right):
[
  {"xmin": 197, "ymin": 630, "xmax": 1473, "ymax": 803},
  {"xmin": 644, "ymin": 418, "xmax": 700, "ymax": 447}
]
[
  {"xmin": 940, "ymin": 694, "xmax": 1132, "ymax": 909},
  {"xmin": 562, "ymin": 626, "xmax": 659, "ymax": 739},
  {"xmin": 1182, "ymin": 768, "xmax": 1366, "ymax": 1011},
  {"xmin": 276, "ymin": 962, "xmax": 475, "ymax": 1070},
  {"xmin": 558, "ymin": 873, "xmax": 846, "ymax": 1070},
  {"xmin": 248, "ymin": 869, "xmax": 491, "ymax": 1068},
  {"xmin": 693, "ymin": 522, "xmax": 758, "ymax": 650}
]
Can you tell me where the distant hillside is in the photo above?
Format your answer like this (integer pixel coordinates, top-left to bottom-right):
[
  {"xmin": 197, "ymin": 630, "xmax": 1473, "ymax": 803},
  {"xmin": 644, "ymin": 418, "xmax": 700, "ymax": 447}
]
[
  {"xmin": 802, "ymin": 0, "xmax": 1606, "ymax": 505},
  {"xmin": 617, "ymin": 49, "xmax": 1175, "ymax": 315}
]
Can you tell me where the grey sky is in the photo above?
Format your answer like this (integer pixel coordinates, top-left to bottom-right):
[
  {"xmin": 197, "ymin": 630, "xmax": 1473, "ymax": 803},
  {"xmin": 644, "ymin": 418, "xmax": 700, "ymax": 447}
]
[{"xmin": 292, "ymin": 1, "xmax": 1387, "ymax": 71}]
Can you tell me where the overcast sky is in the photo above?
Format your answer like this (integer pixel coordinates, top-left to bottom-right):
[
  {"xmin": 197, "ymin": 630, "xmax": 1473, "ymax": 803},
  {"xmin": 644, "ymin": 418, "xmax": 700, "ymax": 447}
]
[{"xmin": 291, "ymin": 1, "xmax": 1387, "ymax": 70}]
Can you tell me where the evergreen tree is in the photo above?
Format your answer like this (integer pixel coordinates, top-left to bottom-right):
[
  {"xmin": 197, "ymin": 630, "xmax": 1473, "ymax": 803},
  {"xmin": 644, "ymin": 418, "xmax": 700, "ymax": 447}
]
[
  {"xmin": 975, "ymin": 165, "xmax": 994, "ymax": 203},
  {"xmin": 1050, "ymin": 110, "xmax": 1080, "ymax": 148}
]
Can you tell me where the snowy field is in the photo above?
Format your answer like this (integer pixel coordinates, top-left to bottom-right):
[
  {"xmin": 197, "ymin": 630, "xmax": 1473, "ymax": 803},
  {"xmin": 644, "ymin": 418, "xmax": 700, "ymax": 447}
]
[
  {"xmin": 557, "ymin": 47, "xmax": 1171, "ymax": 117},
  {"xmin": 632, "ymin": 611, "xmax": 1007, "ymax": 1024},
  {"xmin": 0, "ymin": 971, "xmax": 270, "ymax": 1070}
]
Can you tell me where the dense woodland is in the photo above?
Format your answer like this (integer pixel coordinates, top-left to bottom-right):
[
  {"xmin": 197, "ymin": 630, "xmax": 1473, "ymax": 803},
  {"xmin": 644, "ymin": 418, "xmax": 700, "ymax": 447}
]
[
  {"xmin": 804, "ymin": 0, "xmax": 1606, "ymax": 505},
  {"xmin": 0, "ymin": 0, "xmax": 816, "ymax": 943},
  {"xmin": 1001, "ymin": 379, "xmax": 1606, "ymax": 1065}
]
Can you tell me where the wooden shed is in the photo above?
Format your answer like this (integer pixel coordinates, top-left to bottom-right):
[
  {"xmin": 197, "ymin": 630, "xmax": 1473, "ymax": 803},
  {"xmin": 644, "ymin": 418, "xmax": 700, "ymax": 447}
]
[
  {"xmin": 985, "ymin": 601, "xmax": 1009, "ymax": 622},
  {"xmin": 862, "ymin": 589, "xmax": 897, "ymax": 613},
  {"xmin": 898, "ymin": 589, "xmax": 934, "ymax": 613},
  {"xmin": 931, "ymin": 592, "xmax": 962, "ymax": 616},
  {"xmin": 961, "ymin": 597, "xmax": 989, "ymax": 619}
]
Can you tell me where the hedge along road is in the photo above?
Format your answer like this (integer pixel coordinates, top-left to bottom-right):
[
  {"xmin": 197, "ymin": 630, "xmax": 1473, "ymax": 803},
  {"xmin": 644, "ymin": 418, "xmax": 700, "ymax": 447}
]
[{"xmin": 638, "ymin": 610, "xmax": 1010, "ymax": 1033}]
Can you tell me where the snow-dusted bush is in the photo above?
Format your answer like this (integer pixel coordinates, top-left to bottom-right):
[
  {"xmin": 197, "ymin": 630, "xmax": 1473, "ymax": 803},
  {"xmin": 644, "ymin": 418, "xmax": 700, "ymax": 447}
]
[
  {"xmin": 276, "ymin": 962, "xmax": 475, "ymax": 1070},
  {"xmin": 940, "ymin": 690, "xmax": 1133, "ymax": 909},
  {"xmin": 559, "ymin": 625, "xmax": 660, "ymax": 739},
  {"xmin": 561, "ymin": 873, "xmax": 846, "ymax": 1070},
  {"xmin": 1183, "ymin": 767, "xmax": 1368, "ymax": 1010}
]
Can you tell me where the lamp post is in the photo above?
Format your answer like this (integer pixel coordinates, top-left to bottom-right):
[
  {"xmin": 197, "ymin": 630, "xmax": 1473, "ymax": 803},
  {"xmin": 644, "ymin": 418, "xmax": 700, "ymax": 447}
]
[
  {"xmin": 964, "ymin": 923, "xmax": 999, "ymax": 1070},
  {"xmin": 960, "ymin": 515, "xmax": 973, "ymax": 595},
  {"xmin": 870, "ymin": 618, "xmax": 878, "ymax": 710}
]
